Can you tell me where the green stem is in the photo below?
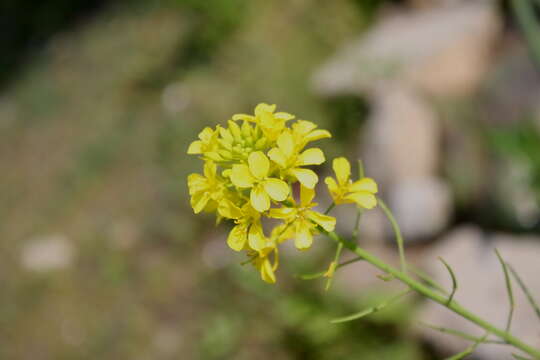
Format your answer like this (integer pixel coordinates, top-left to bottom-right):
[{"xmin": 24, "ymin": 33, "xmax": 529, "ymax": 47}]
[{"xmin": 325, "ymin": 231, "xmax": 540, "ymax": 359}]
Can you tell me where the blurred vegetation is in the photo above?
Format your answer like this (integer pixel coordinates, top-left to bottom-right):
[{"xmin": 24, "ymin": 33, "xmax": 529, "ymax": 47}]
[{"xmin": 0, "ymin": 0, "xmax": 439, "ymax": 359}]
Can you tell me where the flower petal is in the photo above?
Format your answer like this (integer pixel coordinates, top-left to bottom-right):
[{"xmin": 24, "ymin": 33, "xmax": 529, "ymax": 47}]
[
  {"xmin": 248, "ymin": 222, "xmax": 266, "ymax": 251},
  {"xmin": 294, "ymin": 220, "xmax": 313, "ymax": 250},
  {"xmin": 268, "ymin": 207, "xmax": 295, "ymax": 219},
  {"xmin": 230, "ymin": 164, "xmax": 255, "ymax": 188},
  {"xmin": 307, "ymin": 211, "xmax": 336, "ymax": 232},
  {"xmin": 191, "ymin": 191, "xmax": 210, "ymax": 214},
  {"xmin": 198, "ymin": 127, "xmax": 214, "ymax": 141},
  {"xmin": 248, "ymin": 151, "xmax": 270, "ymax": 180},
  {"xmin": 259, "ymin": 257, "xmax": 276, "ymax": 283},
  {"xmin": 187, "ymin": 140, "xmax": 202, "ymax": 154},
  {"xmin": 274, "ymin": 112, "xmax": 295, "ymax": 121},
  {"xmin": 345, "ymin": 192, "xmax": 377, "ymax": 209},
  {"xmin": 227, "ymin": 225, "xmax": 247, "ymax": 251},
  {"xmin": 268, "ymin": 148, "xmax": 288, "ymax": 168},
  {"xmin": 300, "ymin": 185, "xmax": 315, "ymax": 206},
  {"xmin": 332, "ymin": 157, "xmax": 350, "ymax": 185},
  {"xmin": 263, "ymin": 178, "xmax": 289, "ymax": 201},
  {"xmin": 218, "ymin": 199, "xmax": 243, "ymax": 219},
  {"xmin": 254, "ymin": 103, "xmax": 276, "ymax": 116},
  {"xmin": 305, "ymin": 129, "xmax": 331, "ymax": 143},
  {"xmin": 324, "ymin": 177, "xmax": 338, "ymax": 195},
  {"xmin": 250, "ymin": 185, "xmax": 270, "ymax": 212},
  {"xmin": 297, "ymin": 148, "xmax": 325, "ymax": 166},
  {"xmin": 276, "ymin": 131, "xmax": 295, "ymax": 158},
  {"xmin": 290, "ymin": 168, "xmax": 318, "ymax": 189},
  {"xmin": 349, "ymin": 177, "xmax": 378, "ymax": 194},
  {"xmin": 292, "ymin": 120, "xmax": 317, "ymax": 136},
  {"xmin": 187, "ymin": 173, "xmax": 207, "ymax": 195}
]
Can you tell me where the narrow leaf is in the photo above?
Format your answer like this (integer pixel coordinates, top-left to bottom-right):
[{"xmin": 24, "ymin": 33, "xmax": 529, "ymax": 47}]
[
  {"xmin": 495, "ymin": 248, "xmax": 515, "ymax": 332},
  {"xmin": 508, "ymin": 263, "xmax": 540, "ymax": 321},
  {"xmin": 419, "ymin": 322, "xmax": 482, "ymax": 343},
  {"xmin": 438, "ymin": 257, "xmax": 458, "ymax": 305},
  {"xmin": 297, "ymin": 257, "xmax": 364, "ymax": 280},
  {"xmin": 332, "ymin": 290, "xmax": 410, "ymax": 324},
  {"xmin": 378, "ymin": 198, "xmax": 407, "ymax": 274},
  {"xmin": 410, "ymin": 265, "xmax": 448, "ymax": 295},
  {"xmin": 444, "ymin": 333, "xmax": 488, "ymax": 360}
]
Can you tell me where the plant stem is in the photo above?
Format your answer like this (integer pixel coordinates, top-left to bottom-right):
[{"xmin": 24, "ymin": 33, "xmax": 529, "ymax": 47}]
[{"xmin": 325, "ymin": 231, "xmax": 540, "ymax": 359}]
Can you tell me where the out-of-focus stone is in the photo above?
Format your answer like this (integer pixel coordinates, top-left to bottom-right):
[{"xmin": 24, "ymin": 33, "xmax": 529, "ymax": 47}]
[
  {"xmin": 480, "ymin": 39, "xmax": 540, "ymax": 126},
  {"xmin": 312, "ymin": 1, "xmax": 501, "ymax": 97},
  {"xmin": 387, "ymin": 177, "xmax": 452, "ymax": 240},
  {"xmin": 362, "ymin": 85, "xmax": 439, "ymax": 183},
  {"xmin": 418, "ymin": 226, "xmax": 540, "ymax": 359},
  {"xmin": 20, "ymin": 234, "xmax": 75, "ymax": 272}
]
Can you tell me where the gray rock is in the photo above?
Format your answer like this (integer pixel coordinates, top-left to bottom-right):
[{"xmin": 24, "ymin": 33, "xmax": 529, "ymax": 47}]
[
  {"xmin": 419, "ymin": 226, "xmax": 540, "ymax": 359},
  {"xmin": 387, "ymin": 177, "xmax": 452, "ymax": 240},
  {"xmin": 312, "ymin": 1, "xmax": 501, "ymax": 97},
  {"xmin": 20, "ymin": 234, "xmax": 75, "ymax": 272},
  {"xmin": 362, "ymin": 85, "xmax": 440, "ymax": 183}
]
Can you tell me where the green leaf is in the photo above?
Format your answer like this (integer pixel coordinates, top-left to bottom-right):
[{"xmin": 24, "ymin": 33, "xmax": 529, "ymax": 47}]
[
  {"xmin": 331, "ymin": 289, "xmax": 410, "ymax": 324},
  {"xmin": 508, "ymin": 263, "xmax": 540, "ymax": 321},
  {"xmin": 495, "ymin": 248, "xmax": 515, "ymax": 332},
  {"xmin": 438, "ymin": 257, "xmax": 458, "ymax": 305}
]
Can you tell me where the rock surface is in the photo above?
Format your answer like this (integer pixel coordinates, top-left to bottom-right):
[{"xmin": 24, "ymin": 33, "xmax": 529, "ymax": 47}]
[
  {"xmin": 20, "ymin": 234, "xmax": 75, "ymax": 272},
  {"xmin": 312, "ymin": 1, "xmax": 501, "ymax": 97},
  {"xmin": 418, "ymin": 226, "xmax": 540, "ymax": 359}
]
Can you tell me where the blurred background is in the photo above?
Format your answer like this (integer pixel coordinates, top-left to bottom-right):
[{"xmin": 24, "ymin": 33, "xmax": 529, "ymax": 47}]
[{"xmin": 2, "ymin": 0, "xmax": 540, "ymax": 359}]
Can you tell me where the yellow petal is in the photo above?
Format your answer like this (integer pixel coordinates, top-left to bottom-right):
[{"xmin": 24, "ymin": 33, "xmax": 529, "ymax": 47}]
[
  {"xmin": 230, "ymin": 164, "xmax": 255, "ymax": 188},
  {"xmin": 297, "ymin": 148, "xmax": 325, "ymax": 166},
  {"xmin": 204, "ymin": 152, "xmax": 222, "ymax": 161},
  {"xmin": 254, "ymin": 103, "xmax": 276, "ymax": 116},
  {"xmin": 294, "ymin": 220, "xmax": 313, "ymax": 250},
  {"xmin": 345, "ymin": 192, "xmax": 377, "ymax": 209},
  {"xmin": 260, "ymin": 258, "xmax": 276, "ymax": 283},
  {"xmin": 250, "ymin": 185, "xmax": 270, "ymax": 212},
  {"xmin": 305, "ymin": 129, "xmax": 331, "ymax": 143},
  {"xmin": 228, "ymin": 120, "xmax": 242, "ymax": 140},
  {"xmin": 198, "ymin": 127, "xmax": 214, "ymax": 141},
  {"xmin": 349, "ymin": 177, "xmax": 378, "ymax": 194},
  {"xmin": 187, "ymin": 173, "xmax": 207, "ymax": 195},
  {"xmin": 248, "ymin": 151, "xmax": 270, "ymax": 180},
  {"xmin": 203, "ymin": 161, "xmax": 217, "ymax": 179},
  {"xmin": 218, "ymin": 199, "xmax": 243, "ymax": 219},
  {"xmin": 324, "ymin": 177, "xmax": 339, "ymax": 195},
  {"xmin": 232, "ymin": 114, "xmax": 255, "ymax": 122},
  {"xmin": 227, "ymin": 225, "xmax": 247, "ymax": 251},
  {"xmin": 300, "ymin": 185, "xmax": 315, "ymax": 206},
  {"xmin": 276, "ymin": 131, "xmax": 294, "ymax": 158},
  {"xmin": 263, "ymin": 178, "xmax": 289, "ymax": 201},
  {"xmin": 191, "ymin": 192, "xmax": 210, "ymax": 214},
  {"xmin": 267, "ymin": 148, "xmax": 288, "ymax": 168},
  {"xmin": 307, "ymin": 211, "xmax": 336, "ymax": 232},
  {"xmin": 268, "ymin": 207, "xmax": 296, "ymax": 219},
  {"xmin": 218, "ymin": 126, "xmax": 234, "ymax": 142},
  {"xmin": 248, "ymin": 222, "xmax": 266, "ymax": 251},
  {"xmin": 241, "ymin": 120, "xmax": 252, "ymax": 137},
  {"xmin": 290, "ymin": 168, "xmax": 318, "ymax": 189},
  {"xmin": 274, "ymin": 112, "xmax": 295, "ymax": 120},
  {"xmin": 333, "ymin": 157, "xmax": 350, "ymax": 185},
  {"xmin": 187, "ymin": 140, "xmax": 202, "ymax": 154},
  {"xmin": 292, "ymin": 120, "xmax": 317, "ymax": 135}
]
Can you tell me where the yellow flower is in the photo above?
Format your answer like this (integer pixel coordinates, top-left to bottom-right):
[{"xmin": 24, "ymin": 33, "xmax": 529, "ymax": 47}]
[
  {"xmin": 230, "ymin": 151, "xmax": 290, "ymax": 212},
  {"xmin": 251, "ymin": 246, "xmax": 278, "ymax": 284},
  {"xmin": 187, "ymin": 127, "xmax": 219, "ymax": 156},
  {"xmin": 187, "ymin": 161, "xmax": 226, "ymax": 213},
  {"xmin": 291, "ymin": 120, "xmax": 332, "ymax": 149},
  {"xmin": 325, "ymin": 157, "xmax": 378, "ymax": 209},
  {"xmin": 219, "ymin": 201, "xmax": 269, "ymax": 252},
  {"xmin": 268, "ymin": 130, "xmax": 325, "ymax": 189},
  {"xmin": 269, "ymin": 185, "xmax": 336, "ymax": 250},
  {"xmin": 233, "ymin": 103, "xmax": 295, "ymax": 141}
]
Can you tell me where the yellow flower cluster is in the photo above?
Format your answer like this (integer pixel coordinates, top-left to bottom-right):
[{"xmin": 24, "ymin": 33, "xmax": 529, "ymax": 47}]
[{"xmin": 187, "ymin": 103, "xmax": 378, "ymax": 283}]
